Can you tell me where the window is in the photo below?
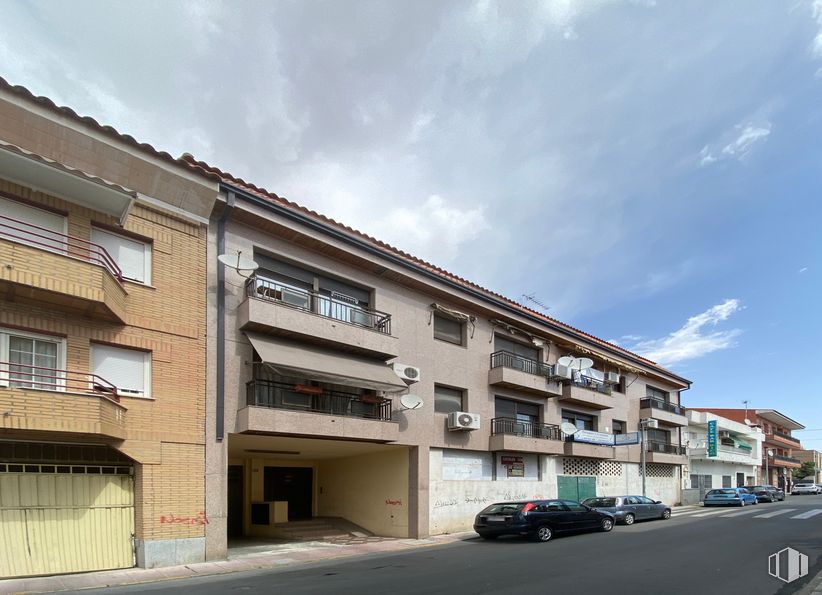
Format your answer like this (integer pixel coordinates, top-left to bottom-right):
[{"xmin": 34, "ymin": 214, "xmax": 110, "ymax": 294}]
[
  {"xmin": 722, "ymin": 476, "xmax": 732, "ymax": 488},
  {"xmin": 433, "ymin": 313, "xmax": 464, "ymax": 345},
  {"xmin": 495, "ymin": 397, "xmax": 539, "ymax": 425},
  {"xmin": 434, "ymin": 385, "xmax": 464, "ymax": 414},
  {"xmin": 646, "ymin": 385, "xmax": 669, "ymax": 402},
  {"xmin": 91, "ymin": 228, "xmax": 151, "ymax": 283},
  {"xmin": 0, "ymin": 329, "xmax": 65, "ymax": 390},
  {"xmin": 647, "ymin": 428, "xmax": 671, "ymax": 444},
  {"xmin": 0, "ymin": 196, "xmax": 66, "ymax": 253},
  {"xmin": 493, "ymin": 335, "xmax": 539, "ymax": 361},
  {"xmin": 611, "ymin": 375, "xmax": 626, "ymax": 393},
  {"xmin": 562, "ymin": 410, "xmax": 595, "ymax": 431},
  {"xmin": 562, "ymin": 501, "xmax": 587, "ymax": 512},
  {"xmin": 91, "ymin": 344, "xmax": 151, "ymax": 398},
  {"xmin": 612, "ymin": 420, "xmax": 625, "ymax": 435}
]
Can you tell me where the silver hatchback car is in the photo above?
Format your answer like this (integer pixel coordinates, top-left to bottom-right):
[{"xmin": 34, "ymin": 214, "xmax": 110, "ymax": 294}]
[{"xmin": 581, "ymin": 495, "xmax": 672, "ymax": 525}]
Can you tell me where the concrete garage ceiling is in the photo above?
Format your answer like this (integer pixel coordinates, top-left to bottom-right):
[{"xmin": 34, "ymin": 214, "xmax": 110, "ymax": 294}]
[{"xmin": 227, "ymin": 433, "xmax": 406, "ymax": 460}]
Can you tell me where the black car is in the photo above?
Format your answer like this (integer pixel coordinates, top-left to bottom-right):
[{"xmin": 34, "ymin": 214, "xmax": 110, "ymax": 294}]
[
  {"xmin": 473, "ymin": 499, "xmax": 615, "ymax": 542},
  {"xmin": 743, "ymin": 485, "xmax": 784, "ymax": 502}
]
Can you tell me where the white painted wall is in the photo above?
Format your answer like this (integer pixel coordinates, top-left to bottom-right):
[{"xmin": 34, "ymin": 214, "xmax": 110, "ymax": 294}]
[{"xmin": 687, "ymin": 459, "xmax": 758, "ymax": 488}]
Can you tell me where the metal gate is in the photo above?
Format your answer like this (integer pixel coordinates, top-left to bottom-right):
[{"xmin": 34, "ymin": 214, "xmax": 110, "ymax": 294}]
[
  {"xmin": 690, "ymin": 474, "xmax": 713, "ymax": 501},
  {"xmin": 557, "ymin": 476, "xmax": 596, "ymax": 502},
  {"xmin": 0, "ymin": 464, "xmax": 134, "ymax": 578}
]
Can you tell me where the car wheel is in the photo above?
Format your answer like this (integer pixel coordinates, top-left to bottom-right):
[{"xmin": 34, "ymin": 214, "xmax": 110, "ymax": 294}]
[
  {"xmin": 601, "ymin": 518, "xmax": 614, "ymax": 532},
  {"xmin": 661, "ymin": 509, "xmax": 671, "ymax": 520},
  {"xmin": 534, "ymin": 525, "xmax": 553, "ymax": 542},
  {"xmin": 623, "ymin": 513, "xmax": 635, "ymax": 526},
  {"xmin": 740, "ymin": 499, "xmax": 746, "ymax": 507}
]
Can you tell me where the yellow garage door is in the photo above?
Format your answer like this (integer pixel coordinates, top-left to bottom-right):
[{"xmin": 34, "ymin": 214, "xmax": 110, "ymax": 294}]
[{"xmin": 0, "ymin": 466, "xmax": 134, "ymax": 578}]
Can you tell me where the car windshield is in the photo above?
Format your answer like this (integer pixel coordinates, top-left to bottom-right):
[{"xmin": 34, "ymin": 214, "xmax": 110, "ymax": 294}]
[
  {"xmin": 480, "ymin": 503, "xmax": 527, "ymax": 514},
  {"xmin": 583, "ymin": 498, "xmax": 616, "ymax": 507}
]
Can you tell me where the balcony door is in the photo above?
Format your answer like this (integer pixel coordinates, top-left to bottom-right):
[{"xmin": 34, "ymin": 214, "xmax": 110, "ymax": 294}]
[
  {"xmin": 495, "ymin": 397, "xmax": 539, "ymax": 436},
  {"xmin": 0, "ymin": 196, "xmax": 67, "ymax": 254},
  {"xmin": 0, "ymin": 329, "xmax": 64, "ymax": 390}
]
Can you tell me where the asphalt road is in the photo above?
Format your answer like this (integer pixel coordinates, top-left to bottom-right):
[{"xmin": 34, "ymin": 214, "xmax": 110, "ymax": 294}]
[{"xmin": 67, "ymin": 496, "xmax": 822, "ymax": 595}]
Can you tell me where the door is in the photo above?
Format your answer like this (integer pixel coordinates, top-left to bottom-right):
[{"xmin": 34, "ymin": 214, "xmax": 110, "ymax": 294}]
[
  {"xmin": 736, "ymin": 473, "xmax": 745, "ymax": 488},
  {"xmin": 263, "ymin": 467, "xmax": 313, "ymax": 519},
  {"xmin": 562, "ymin": 500, "xmax": 601, "ymax": 529},
  {"xmin": 227, "ymin": 465, "xmax": 244, "ymax": 538},
  {"xmin": 0, "ymin": 470, "xmax": 134, "ymax": 577},
  {"xmin": 691, "ymin": 474, "xmax": 713, "ymax": 501},
  {"xmin": 624, "ymin": 496, "xmax": 645, "ymax": 519},
  {"xmin": 557, "ymin": 476, "xmax": 596, "ymax": 502}
]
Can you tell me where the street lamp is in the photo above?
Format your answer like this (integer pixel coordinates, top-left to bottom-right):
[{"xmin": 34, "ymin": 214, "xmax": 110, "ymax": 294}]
[
  {"xmin": 765, "ymin": 448, "xmax": 774, "ymax": 484},
  {"xmin": 639, "ymin": 418, "xmax": 655, "ymax": 497}
]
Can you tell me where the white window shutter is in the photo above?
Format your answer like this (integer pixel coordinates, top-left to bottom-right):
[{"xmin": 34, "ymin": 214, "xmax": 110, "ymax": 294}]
[
  {"xmin": 91, "ymin": 344, "xmax": 148, "ymax": 395},
  {"xmin": 0, "ymin": 197, "xmax": 66, "ymax": 249},
  {"xmin": 91, "ymin": 228, "xmax": 149, "ymax": 283}
]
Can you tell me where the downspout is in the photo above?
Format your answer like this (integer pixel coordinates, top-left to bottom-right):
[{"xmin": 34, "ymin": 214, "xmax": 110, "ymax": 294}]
[{"xmin": 216, "ymin": 190, "xmax": 236, "ymax": 441}]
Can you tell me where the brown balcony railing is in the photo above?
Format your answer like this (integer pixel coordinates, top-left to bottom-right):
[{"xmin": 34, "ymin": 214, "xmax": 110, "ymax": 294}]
[
  {"xmin": 246, "ymin": 379, "xmax": 392, "ymax": 421},
  {"xmin": 489, "ymin": 351, "xmax": 553, "ymax": 377},
  {"xmin": 647, "ymin": 441, "xmax": 686, "ymax": 455},
  {"xmin": 572, "ymin": 376, "xmax": 612, "ymax": 395},
  {"xmin": 771, "ymin": 454, "xmax": 802, "ymax": 466},
  {"xmin": 768, "ymin": 430, "xmax": 801, "ymax": 446},
  {"xmin": 491, "ymin": 417, "xmax": 562, "ymax": 440},
  {"xmin": 246, "ymin": 277, "xmax": 391, "ymax": 335},
  {"xmin": 0, "ymin": 361, "xmax": 119, "ymax": 401},
  {"xmin": 640, "ymin": 397, "xmax": 685, "ymax": 416},
  {"xmin": 0, "ymin": 214, "xmax": 123, "ymax": 282}
]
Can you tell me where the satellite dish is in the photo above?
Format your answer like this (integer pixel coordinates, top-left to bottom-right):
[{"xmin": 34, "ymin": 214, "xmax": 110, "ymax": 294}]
[
  {"xmin": 744, "ymin": 419, "xmax": 751, "ymax": 426},
  {"xmin": 569, "ymin": 357, "xmax": 594, "ymax": 372},
  {"xmin": 400, "ymin": 394, "xmax": 423, "ymax": 410},
  {"xmin": 557, "ymin": 356, "xmax": 575, "ymax": 367},
  {"xmin": 561, "ymin": 422, "xmax": 579, "ymax": 436},
  {"xmin": 218, "ymin": 252, "xmax": 259, "ymax": 278}
]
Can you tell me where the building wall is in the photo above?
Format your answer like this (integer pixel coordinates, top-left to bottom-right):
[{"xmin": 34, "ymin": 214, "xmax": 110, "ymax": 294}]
[{"xmin": 794, "ymin": 450, "xmax": 822, "ymax": 482}]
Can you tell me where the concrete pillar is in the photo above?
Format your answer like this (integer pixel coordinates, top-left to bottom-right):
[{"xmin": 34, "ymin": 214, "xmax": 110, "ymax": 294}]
[{"xmin": 408, "ymin": 445, "xmax": 429, "ymax": 539}]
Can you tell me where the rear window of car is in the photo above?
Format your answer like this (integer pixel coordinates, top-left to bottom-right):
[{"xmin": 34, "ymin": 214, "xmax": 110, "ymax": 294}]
[
  {"xmin": 708, "ymin": 489, "xmax": 737, "ymax": 495},
  {"xmin": 584, "ymin": 498, "xmax": 616, "ymax": 507},
  {"xmin": 744, "ymin": 486, "xmax": 765, "ymax": 491},
  {"xmin": 796, "ymin": 484, "xmax": 812, "ymax": 487},
  {"xmin": 481, "ymin": 503, "xmax": 526, "ymax": 514}
]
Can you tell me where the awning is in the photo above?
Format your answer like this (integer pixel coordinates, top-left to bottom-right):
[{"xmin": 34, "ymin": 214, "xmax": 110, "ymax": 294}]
[
  {"xmin": 0, "ymin": 140, "xmax": 136, "ymax": 225},
  {"xmin": 732, "ymin": 438, "xmax": 753, "ymax": 451},
  {"xmin": 246, "ymin": 332, "xmax": 407, "ymax": 393}
]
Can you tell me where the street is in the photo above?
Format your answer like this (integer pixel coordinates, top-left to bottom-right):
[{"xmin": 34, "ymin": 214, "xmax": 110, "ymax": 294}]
[{"xmin": 66, "ymin": 496, "xmax": 822, "ymax": 595}]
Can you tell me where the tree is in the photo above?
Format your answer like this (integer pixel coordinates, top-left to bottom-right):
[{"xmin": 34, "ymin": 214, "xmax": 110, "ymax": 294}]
[{"xmin": 793, "ymin": 461, "xmax": 816, "ymax": 481}]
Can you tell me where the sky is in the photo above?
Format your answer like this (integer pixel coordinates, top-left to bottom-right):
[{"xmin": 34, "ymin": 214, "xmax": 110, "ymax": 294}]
[{"xmin": 1, "ymin": 1, "xmax": 820, "ymax": 443}]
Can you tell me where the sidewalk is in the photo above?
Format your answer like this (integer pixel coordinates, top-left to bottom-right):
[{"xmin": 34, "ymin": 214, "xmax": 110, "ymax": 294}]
[
  {"xmin": 0, "ymin": 531, "xmax": 477, "ymax": 595},
  {"xmin": 797, "ymin": 567, "xmax": 822, "ymax": 595}
]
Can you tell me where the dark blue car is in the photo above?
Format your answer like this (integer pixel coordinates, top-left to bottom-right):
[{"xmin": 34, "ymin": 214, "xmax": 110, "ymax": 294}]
[{"xmin": 473, "ymin": 499, "xmax": 615, "ymax": 542}]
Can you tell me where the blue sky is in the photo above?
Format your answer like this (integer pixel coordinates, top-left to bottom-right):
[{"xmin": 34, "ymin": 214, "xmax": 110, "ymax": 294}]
[{"xmin": 1, "ymin": 1, "xmax": 820, "ymax": 443}]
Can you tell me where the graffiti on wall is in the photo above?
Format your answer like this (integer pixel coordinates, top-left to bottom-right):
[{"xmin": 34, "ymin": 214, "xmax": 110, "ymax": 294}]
[{"xmin": 159, "ymin": 511, "xmax": 210, "ymax": 525}]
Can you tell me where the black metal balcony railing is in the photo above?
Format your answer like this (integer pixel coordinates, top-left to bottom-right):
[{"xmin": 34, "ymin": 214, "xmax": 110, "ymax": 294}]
[
  {"xmin": 572, "ymin": 376, "xmax": 612, "ymax": 395},
  {"xmin": 0, "ymin": 214, "xmax": 123, "ymax": 282},
  {"xmin": 246, "ymin": 277, "xmax": 392, "ymax": 335},
  {"xmin": 0, "ymin": 361, "xmax": 119, "ymax": 401},
  {"xmin": 771, "ymin": 454, "xmax": 802, "ymax": 466},
  {"xmin": 647, "ymin": 441, "xmax": 686, "ymax": 455},
  {"xmin": 489, "ymin": 351, "xmax": 553, "ymax": 377},
  {"xmin": 247, "ymin": 379, "xmax": 392, "ymax": 421},
  {"xmin": 768, "ymin": 430, "xmax": 801, "ymax": 445},
  {"xmin": 491, "ymin": 417, "xmax": 562, "ymax": 440},
  {"xmin": 640, "ymin": 397, "xmax": 685, "ymax": 416}
]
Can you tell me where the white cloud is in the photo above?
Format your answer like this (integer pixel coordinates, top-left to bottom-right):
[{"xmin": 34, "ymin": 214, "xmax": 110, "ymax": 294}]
[
  {"xmin": 622, "ymin": 299, "xmax": 743, "ymax": 367},
  {"xmin": 798, "ymin": 266, "xmax": 809, "ymax": 273},
  {"xmin": 811, "ymin": 0, "xmax": 822, "ymax": 58},
  {"xmin": 699, "ymin": 122, "xmax": 772, "ymax": 166}
]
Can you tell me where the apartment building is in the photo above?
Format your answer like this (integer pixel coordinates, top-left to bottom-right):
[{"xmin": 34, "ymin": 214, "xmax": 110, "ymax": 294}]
[
  {"xmin": 683, "ymin": 410, "xmax": 763, "ymax": 501},
  {"xmin": 0, "ymin": 78, "xmax": 218, "ymax": 577},
  {"xmin": 690, "ymin": 409, "xmax": 804, "ymax": 488},
  {"xmin": 198, "ymin": 166, "xmax": 692, "ymax": 559},
  {"xmin": 793, "ymin": 450, "xmax": 821, "ymax": 483}
]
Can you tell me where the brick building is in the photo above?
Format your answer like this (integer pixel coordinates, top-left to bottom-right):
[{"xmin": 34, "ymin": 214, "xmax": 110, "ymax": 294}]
[{"xmin": 0, "ymin": 78, "xmax": 218, "ymax": 577}]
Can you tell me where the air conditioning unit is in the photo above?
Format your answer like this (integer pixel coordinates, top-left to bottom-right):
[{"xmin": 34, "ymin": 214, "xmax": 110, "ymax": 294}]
[
  {"xmin": 393, "ymin": 363, "xmax": 421, "ymax": 383},
  {"xmin": 447, "ymin": 411, "xmax": 480, "ymax": 431},
  {"xmin": 550, "ymin": 364, "xmax": 572, "ymax": 381},
  {"xmin": 643, "ymin": 418, "xmax": 659, "ymax": 429},
  {"xmin": 718, "ymin": 430, "xmax": 731, "ymax": 439},
  {"xmin": 604, "ymin": 372, "xmax": 620, "ymax": 385}
]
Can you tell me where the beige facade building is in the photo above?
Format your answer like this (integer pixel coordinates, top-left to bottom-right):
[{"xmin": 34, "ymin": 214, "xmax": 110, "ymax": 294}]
[
  {"xmin": 199, "ymin": 168, "xmax": 692, "ymax": 559},
  {"xmin": 794, "ymin": 449, "xmax": 821, "ymax": 483},
  {"xmin": 0, "ymin": 78, "xmax": 218, "ymax": 577}
]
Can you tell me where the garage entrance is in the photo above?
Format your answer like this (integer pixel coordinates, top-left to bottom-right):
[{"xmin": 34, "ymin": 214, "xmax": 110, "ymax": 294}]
[{"xmin": 557, "ymin": 476, "xmax": 596, "ymax": 502}]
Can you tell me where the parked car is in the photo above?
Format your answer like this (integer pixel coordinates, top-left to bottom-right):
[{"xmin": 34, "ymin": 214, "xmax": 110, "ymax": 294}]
[
  {"xmin": 703, "ymin": 488, "xmax": 758, "ymax": 507},
  {"xmin": 473, "ymin": 499, "xmax": 615, "ymax": 542},
  {"xmin": 791, "ymin": 483, "xmax": 821, "ymax": 495},
  {"xmin": 581, "ymin": 495, "xmax": 671, "ymax": 525},
  {"xmin": 743, "ymin": 485, "xmax": 782, "ymax": 503}
]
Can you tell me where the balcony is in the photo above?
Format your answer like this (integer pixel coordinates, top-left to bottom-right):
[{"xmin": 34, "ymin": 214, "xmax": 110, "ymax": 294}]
[
  {"xmin": 489, "ymin": 417, "xmax": 565, "ymax": 455},
  {"xmin": 640, "ymin": 398, "xmax": 687, "ymax": 427},
  {"xmin": 238, "ymin": 380, "xmax": 398, "ymax": 443},
  {"xmin": 487, "ymin": 351, "xmax": 562, "ymax": 397},
  {"xmin": 558, "ymin": 378, "xmax": 613, "ymax": 410},
  {"xmin": 765, "ymin": 430, "xmax": 802, "ymax": 449},
  {"xmin": 645, "ymin": 441, "xmax": 687, "ymax": 464},
  {"xmin": 689, "ymin": 444, "xmax": 757, "ymax": 464},
  {"xmin": 0, "ymin": 362, "xmax": 126, "ymax": 439},
  {"xmin": 238, "ymin": 278, "xmax": 398, "ymax": 359},
  {"xmin": 0, "ymin": 215, "xmax": 127, "ymax": 322},
  {"xmin": 563, "ymin": 437, "xmax": 615, "ymax": 459},
  {"xmin": 770, "ymin": 454, "xmax": 802, "ymax": 469}
]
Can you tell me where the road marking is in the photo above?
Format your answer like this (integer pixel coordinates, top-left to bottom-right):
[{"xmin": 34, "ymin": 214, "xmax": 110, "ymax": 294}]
[
  {"xmin": 673, "ymin": 509, "xmax": 706, "ymax": 516},
  {"xmin": 790, "ymin": 509, "xmax": 822, "ymax": 520},
  {"xmin": 721, "ymin": 507, "xmax": 765, "ymax": 518},
  {"xmin": 692, "ymin": 509, "xmax": 737, "ymax": 517},
  {"xmin": 754, "ymin": 508, "xmax": 797, "ymax": 519}
]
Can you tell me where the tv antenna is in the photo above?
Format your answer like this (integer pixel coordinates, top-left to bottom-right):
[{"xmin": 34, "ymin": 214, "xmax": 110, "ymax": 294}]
[
  {"xmin": 522, "ymin": 293, "xmax": 551, "ymax": 312},
  {"xmin": 217, "ymin": 251, "xmax": 259, "ymax": 279}
]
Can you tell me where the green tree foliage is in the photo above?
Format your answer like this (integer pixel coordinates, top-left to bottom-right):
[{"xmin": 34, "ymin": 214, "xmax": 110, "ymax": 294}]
[{"xmin": 792, "ymin": 461, "xmax": 816, "ymax": 480}]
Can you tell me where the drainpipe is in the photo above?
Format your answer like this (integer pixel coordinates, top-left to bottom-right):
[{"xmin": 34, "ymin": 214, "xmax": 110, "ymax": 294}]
[{"xmin": 216, "ymin": 190, "xmax": 236, "ymax": 441}]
